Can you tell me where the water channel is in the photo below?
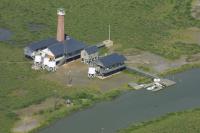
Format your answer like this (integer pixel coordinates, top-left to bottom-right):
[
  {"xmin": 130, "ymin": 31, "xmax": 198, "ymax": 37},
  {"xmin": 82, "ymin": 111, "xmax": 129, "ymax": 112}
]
[{"xmin": 39, "ymin": 69, "xmax": 200, "ymax": 133}]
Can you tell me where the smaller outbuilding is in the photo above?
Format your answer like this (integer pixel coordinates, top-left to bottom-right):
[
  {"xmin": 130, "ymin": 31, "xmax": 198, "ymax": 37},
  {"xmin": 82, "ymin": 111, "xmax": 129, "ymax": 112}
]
[
  {"xmin": 88, "ymin": 67, "xmax": 96, "ymax": 78},
  {"xmin": 81, "ymin": 45, "xmax": 98, "ymax": 64},
  {"xmin": 93, "ymin": 53, "xmax": 127, "ymax": 77}
]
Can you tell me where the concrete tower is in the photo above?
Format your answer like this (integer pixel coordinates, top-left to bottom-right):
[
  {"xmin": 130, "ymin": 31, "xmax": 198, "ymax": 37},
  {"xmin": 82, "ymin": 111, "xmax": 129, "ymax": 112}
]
[{"xmin": 57, "ymin": 8, "xmax": 65, "ymax": 42}]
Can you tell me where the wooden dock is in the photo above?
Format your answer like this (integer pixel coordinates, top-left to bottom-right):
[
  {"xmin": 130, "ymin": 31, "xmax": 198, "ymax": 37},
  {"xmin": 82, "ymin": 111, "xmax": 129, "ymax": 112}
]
[
  {"xmin": 127, "ymin": 66, "xmax": 176, "ymax": 91},
  {"xmin": 150, "ymin": 79, "xmax": 176, "ymax": 92},
  {"xmin": 128, "ymin": 82, "xmax": 154, "ymax": 90},
  {"xmin": 159, "ymin": 78, "xmax": 176, "ymax": 87},
  {"xmin": 126, "ymin": 66, "xmax": 159, "ymax": 79}
]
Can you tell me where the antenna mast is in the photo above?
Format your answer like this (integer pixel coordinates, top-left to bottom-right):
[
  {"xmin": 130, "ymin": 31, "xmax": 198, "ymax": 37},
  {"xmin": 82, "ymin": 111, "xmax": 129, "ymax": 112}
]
[
  {"xmin": 108, "ymin": 24, "xmax": 111, "ymax": 41},
  {"xmin": 103, "ymin": 24, "xmax": 113, "ymax": 48}
]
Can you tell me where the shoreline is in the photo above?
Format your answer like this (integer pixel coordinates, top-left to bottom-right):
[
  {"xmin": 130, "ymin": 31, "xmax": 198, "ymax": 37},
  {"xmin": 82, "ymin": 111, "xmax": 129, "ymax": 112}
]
[
  {"xmin": 118, "ymin": 108, "xmax": 200, "ymax": 133},
  {"xmin": 159, "ymin": 63, "xmax": 200, "ymax": 77},
  {"xmin": 20, "ymin": 63, "xmax": 200, "ymax": 133},
  {"xmin": 15, "ymin": 89, "xmax": 124, "ymax": 133}
]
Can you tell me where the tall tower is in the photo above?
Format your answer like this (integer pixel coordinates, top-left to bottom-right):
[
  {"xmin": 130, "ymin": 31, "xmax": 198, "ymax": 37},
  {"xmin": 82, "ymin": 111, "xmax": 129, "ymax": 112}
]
[{"xmin": 57, "ymin": 8, "xmax": 65, "ymax": 42}]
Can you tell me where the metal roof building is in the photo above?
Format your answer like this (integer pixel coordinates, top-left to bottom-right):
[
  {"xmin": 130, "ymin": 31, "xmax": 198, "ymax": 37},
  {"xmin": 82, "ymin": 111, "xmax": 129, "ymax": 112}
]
[
  {"xmin": 94, "ymin": 53, "xmax": 127, "ymax": 77},
  {"xmin": 48, "ymin": 37, "xmax": 86, "ymax": 58},
  {"xmin": 24, "ymin": 38, "xmax": 58, "ymax": 57},
  {"xmin": 84, "ymin": 46, "xmax": 98, "ymax": 55},
  {"xmin": 24, "ymin": 37, "xmax": 87, "ymax": 59},
  {"xmin": 28, "ymin": 38, "xmax": 57, "ymax": 51},
  {"xmin": 96, "ymin": 53, "xmax": 126, "ymax": 68},
  {"xmin": 81, "ymin": 45, "xmax": 99, "ymax": 64}
]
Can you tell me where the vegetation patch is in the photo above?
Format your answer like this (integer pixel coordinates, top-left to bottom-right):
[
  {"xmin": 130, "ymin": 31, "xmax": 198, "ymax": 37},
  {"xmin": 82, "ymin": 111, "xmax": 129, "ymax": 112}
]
[
  {"xmin": 0, "ymin": 0, "xmax": 200, "ymax": 132},
  {"xmin": 118, "ymin": 108, "xmax": 200, "ymax": 133},
  {"xmin": 0, "ymin": 0, "xmax": 199, "ymax": 58},
  {"xmin": 159, "ymin": 63, "xmax": 200, "ymax": 77},
  {"xmin": 159, "ymin": 41, "xmax": 200, "ymax": 59}
]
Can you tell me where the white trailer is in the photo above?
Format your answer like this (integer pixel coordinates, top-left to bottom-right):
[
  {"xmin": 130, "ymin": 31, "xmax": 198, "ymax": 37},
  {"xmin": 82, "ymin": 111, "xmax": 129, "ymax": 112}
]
[{"xmin": 88, "ymin": 67, "xmax": 96, "ymax": 78}]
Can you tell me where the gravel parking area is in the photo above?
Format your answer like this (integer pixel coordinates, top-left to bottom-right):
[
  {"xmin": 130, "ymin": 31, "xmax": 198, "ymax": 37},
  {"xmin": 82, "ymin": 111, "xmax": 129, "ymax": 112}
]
[{"xmin": 42, "ymin": 60, "xmax": 134, "ymax": 91}]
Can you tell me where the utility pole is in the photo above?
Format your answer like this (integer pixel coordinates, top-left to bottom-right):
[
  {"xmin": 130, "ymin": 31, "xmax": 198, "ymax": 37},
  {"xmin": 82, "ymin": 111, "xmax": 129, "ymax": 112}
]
[
  {"xmin": 68, "ymin": 70, "xmax": 72, "ymax": 86},
  {"xmin": 64, "ymin": 40, "xmax": 72, "ymax": 87},
  {"xmin": 53, "ymin": 90, "xmax": 58, "ymax": 110},
  {"xmin": 65, "ymin": 70, "xmax": 72, "ymax": 86}
]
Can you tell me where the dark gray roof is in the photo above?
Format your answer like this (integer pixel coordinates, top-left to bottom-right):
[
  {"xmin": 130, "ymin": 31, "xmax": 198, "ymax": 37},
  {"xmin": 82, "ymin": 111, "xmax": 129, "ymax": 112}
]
[
  {"xmin": 84, "ymin": 45, "xmax": 98, "ymax": 54},
  {"xmin": 97, "ymin": 53, "xmax": 126, "ymax": 68},
  {"xmin": 27, "ymin": 38, "xmax": 57, "ymax": 51},
  {"xmin": 48, "ymin": 37, "xmax": 87, "ymax": 58}
]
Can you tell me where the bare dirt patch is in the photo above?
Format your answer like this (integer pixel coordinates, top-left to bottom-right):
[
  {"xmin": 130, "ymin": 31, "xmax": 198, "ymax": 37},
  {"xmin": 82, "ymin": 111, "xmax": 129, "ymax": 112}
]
[
  {"xmin": 192, "ymin": 0, "xmax": 200, "ymax": 19},
  {"xmin": 16, "ymin": 98, "xmax": 64, "ymax": 116},
  {"xmin": 42, "ymin": 60, "xmax": 135, "ymax": 91},
  {"xmin": 13, "ymin": 116, "xmax": 40, "ymax": 133},
  {"xmin": 13, "ymin": 98, "xmax": 65, "ymax": 133},
  {"xmin": 125, "ymin": 52, "xmax": 200, "ymax": 74},
  {"xmin": 186, "ymin": 53, "xmax": 200, "ymax": 62}
]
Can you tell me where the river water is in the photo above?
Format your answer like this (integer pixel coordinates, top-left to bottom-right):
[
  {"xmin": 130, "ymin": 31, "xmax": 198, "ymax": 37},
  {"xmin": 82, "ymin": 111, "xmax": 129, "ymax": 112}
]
[{"xmin": 38, "ymin": 69, "xmax": 200, "ymax": 133}]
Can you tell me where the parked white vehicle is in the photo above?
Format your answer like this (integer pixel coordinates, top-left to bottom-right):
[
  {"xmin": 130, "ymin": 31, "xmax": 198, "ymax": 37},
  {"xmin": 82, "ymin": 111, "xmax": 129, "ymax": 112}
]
[
  {"xmin": 147, "ymin": 82, "xmax": 163, "ymax": 91},
  {"xmin": 147, "ymin": 85, "xmax": 156, "ymax": 91}
]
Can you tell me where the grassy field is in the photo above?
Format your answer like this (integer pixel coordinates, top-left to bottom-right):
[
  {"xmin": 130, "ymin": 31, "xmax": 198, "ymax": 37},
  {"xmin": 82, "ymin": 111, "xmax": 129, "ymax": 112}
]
[
  {"xmin": 0, "ymin": 0, "xmax": 200, "ymax": 59},
  {"xmin": 0, "ymin": 0, "xmax": 200, "ymax": 132},
  {"xmin": 0, "ymin": 43, "xmax": 70, "ymax": 133},
  {"xmin": 118, "ymin": 109, "xmax": 200, "ymax": 133}
]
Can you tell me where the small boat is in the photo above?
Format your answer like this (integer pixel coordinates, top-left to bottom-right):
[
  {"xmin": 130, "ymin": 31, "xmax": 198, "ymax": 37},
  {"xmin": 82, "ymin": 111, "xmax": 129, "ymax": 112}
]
[
  {"xmin": 147, "ymin": 82, "xmax": 163, "ymax": 91},
  {"xmin": 147, "ymin": 85, "xmax": 156, "ymax": 91}
]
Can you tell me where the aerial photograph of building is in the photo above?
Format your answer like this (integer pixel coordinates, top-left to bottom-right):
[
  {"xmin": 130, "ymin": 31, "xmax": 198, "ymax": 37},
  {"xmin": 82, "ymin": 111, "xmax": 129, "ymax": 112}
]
[{"xmin": 0, "ymin": 0, "xmax": 200, "ymax": 133}]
